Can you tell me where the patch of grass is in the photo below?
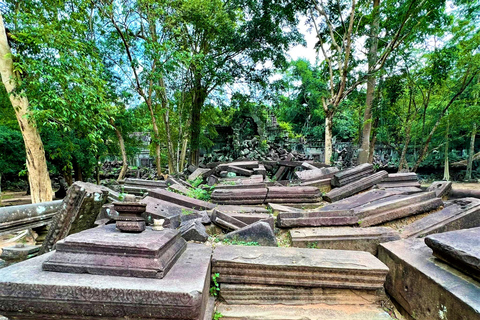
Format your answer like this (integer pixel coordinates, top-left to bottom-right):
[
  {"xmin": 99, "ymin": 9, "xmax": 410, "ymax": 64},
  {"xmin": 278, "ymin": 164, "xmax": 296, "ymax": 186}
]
[
  {"xmin": 307, "ymin": 241, "xmax": 318, "ymax": 249},
  {"xmin": 213, "ymin": 311, "xmax": 223, "ymax": 320}
]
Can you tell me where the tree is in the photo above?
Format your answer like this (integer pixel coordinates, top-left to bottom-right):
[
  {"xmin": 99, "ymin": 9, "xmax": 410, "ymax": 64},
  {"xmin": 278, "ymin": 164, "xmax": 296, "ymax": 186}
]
[{"xmin": 0, "ymin": 13, "xmax": 53, "ymax": 203}]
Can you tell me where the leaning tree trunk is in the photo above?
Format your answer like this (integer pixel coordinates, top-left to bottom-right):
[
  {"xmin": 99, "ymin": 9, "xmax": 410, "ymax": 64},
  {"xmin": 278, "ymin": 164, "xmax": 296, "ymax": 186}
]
[
  {"xmin": 443, "ymin": 118, "xmax": 450, "ymax": 181},
  {"xmin": 324, "ymin": 110, "xmax": 334, "ymax": 165},
  {"xmin": 111, "ymin": 120, "xmax": 128, "ymax": 182},
  {"xmin": 190, "ymin": 83, "xmax": 206, "ymax": 166},
  {"xmin": 358, "ymin": 0, "xmax": 380, "ymax": 164},
  {"xmin": 0, "ymin": 14, "xmax": 52, "ymax": 203},
  {"xmin": 466, "ymin": 123, "xmax": 477, "ymax": 181}
]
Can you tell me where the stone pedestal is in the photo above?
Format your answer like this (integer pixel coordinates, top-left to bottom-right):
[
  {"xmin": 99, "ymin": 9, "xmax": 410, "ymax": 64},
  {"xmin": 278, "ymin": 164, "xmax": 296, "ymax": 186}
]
[
  {"xmin": 114, "ymin": 201, "xmax": 147, "ymax": 232},
  {"xmin": 42, "ymin": 224, "xmax": 186, "ymax": 278},
  {"xmin": 0, "ymin": 244, "xmax": 212, "ymax": 319}
]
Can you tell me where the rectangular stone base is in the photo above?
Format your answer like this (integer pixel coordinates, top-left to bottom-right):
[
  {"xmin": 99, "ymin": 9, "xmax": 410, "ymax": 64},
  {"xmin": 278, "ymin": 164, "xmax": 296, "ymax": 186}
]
[
  {"xmin": 0, "ymin": 244, "xmax": 212, "ymax": 320},
  {"xmin": 212, "ymin": 245, "xmax": 388, "ymax": 290},
  {"xmin": 378, "ymin": 239, "xmax": 480, "ymax": 320}
]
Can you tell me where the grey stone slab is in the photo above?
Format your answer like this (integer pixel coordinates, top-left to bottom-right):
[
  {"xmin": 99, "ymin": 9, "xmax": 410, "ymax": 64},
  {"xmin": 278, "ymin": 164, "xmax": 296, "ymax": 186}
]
[
  {"xmin": 212, "ymin": 245, "xmax": 389, "ymax": 290},
  {"xmin": 427, "ymin": 181, "xmax": 452, "ymax": 198},
  {"xmin": 378, "ymin": 239, "xmax": 480, "ymax": 320},
  {"xmin": 188, "ymin": 168, "xmax": 211, "ymax": 181},
  {"xmin": 223, "ymin": 221, "xmax": 277, "ymax": 247},
  {"xmin": 277, "ymin": 210, "xmax": 358, "ymax": 228},
  {"xmin": 42, "ymin": 224, "xmax": 186, "ymax": 279},
  {"xmin": 0, "ymin": 244, "xmax": 212, "ymax": 319},
  {"xmin": 325, "ymin": 171, "xmax": 388, "ymax": 202},
  {"xmin": 319, "ymin": 190, "xmax": 402, "ymax": 212},
  {"xmin": 0, "ymin": 244, "xmax": 40, "ymax": 261},
  {"xmin": 148, "ymin": 188, "xmax": 216, "ymax": 210},
  {"xmin": 142, "ymin": 196, "xmax": 201, "ymax": 228},
  {"xmin": 215, "ymin": 205, "xmax": 269, "ymax": 213},
  {"xmin": 219, "ymin": 283, "xmax": 384, "ymax": 305},
  {"xmin": 425, "ymin": 227, "xmax": 480, "ymax": 281},
  {"xmin": 228, "ymin": 212, "xmax": 274, "ymax": 230},
  {"xmin": 211, "ymin": 209, "xmax": 248, "ymax": 230},
  {"xmin": 290, "ymin": 227, "xmax": 400, "ymax": 254},
  {"xmin": 400, "ymin": 197, "xmax": 480, "ymax": 238},
  {"xmin": 383, "ymin": 173, "xmax": 418, "ymax": 182},
  {"xmin": 215, "ymin": 302, "xmax": 393, "ymax": 320}
]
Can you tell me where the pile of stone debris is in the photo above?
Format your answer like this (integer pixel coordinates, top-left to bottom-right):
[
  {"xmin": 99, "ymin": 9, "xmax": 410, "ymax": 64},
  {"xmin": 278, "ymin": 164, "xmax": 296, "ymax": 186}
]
[{"xmin": 0, "ymin": 159, "xmax": 479, "ymax": 320}]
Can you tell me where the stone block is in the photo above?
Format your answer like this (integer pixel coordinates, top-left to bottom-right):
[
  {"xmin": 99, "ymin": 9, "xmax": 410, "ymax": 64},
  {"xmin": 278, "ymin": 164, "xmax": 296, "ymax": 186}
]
[
  {"xmin": 42, "ymin": 224, "xmax": 187, "ymax": 279},
  {"xmin": 425, "ymin": 227, "xmax": 480, "ymax": 281},
  {"xmin": 400, "ymin": 197, "xmax": 480, "ymax": 238},
  {"xmin": 219, "ymin": 284, "xmax": 384, "ymax": 305},
  {"xmin": 148, "ymin": 188, "xmax": 216, "ymax": 210},
  {"xmin": 0, "ymin": 244, "xmax": 40, "ymax": 261},
  {"xmin": 179, "ymin": 220, "xmax": 209, "ymax": 242},
  {"xmin": 277, "ymin": 210, "xmax": 358, "ymax": 228},
  {"xmin": 0, "ymin": 244, "xmax": 212, "ymax": 320},
  {"xmin": 212, "ymin": 245, "xmax": 388, "ymax": 290},
  {"xmin": 427, "ymin": 181, "xmax": 452, "ymax": 198},
  {"xmin": 290, "ymin": 227, "xmax": 400, "ymax": 254},
  {"xmin": 223, "ymin": 221, "xmax": 277, "ymax": 246},
  {"xmin": 188, "ymin": 168, "xmax": 211, "ymax": 181},
  {"xmin": 142, "ymin": 196, "xmax": 200, "ymax": 228},
  {"xmin": 378, "ymin": 239, "xmax": 480, "ymax": 320},
  {"xmin": 211, "ymin": 209, "xmax": 248, "ymax": 230},
  {"xmin": 324, "ymin": 171, "xmax": 388, "ymax": 202}
]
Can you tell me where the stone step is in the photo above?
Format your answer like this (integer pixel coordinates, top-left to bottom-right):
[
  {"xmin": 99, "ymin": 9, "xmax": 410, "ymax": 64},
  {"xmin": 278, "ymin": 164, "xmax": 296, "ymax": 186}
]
[
  {"xmin": 378, "ymin": 238, "xmax": 480, "ymax": 320},
  {"xmin": 290, "ymin": 227, "xmax": 400, "ymax": 254},
  {"xmin": 424, "ymin": 227, "xmax": 480, "ymax": 281},
  {"xmin": 212, "ymin": 246, "xmax": 389, "ymax": 290},
  {"xmin": 219, "ymin": 284, "xmax": 384, "ymax": 305},
  {"xmin": 216, "ymin": 303, "xmax": 394, "ymax": 320},
  {"xmin": 400, "ymin": 197, "xmax": 480, "ymax": 238}
]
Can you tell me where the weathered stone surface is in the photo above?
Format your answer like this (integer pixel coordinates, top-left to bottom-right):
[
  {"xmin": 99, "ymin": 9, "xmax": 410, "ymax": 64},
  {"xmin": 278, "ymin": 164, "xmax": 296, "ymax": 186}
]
[
  {"xmin": 331, "ymin": 163, "xmax": 375, "ymax": 187},
  {"xmin": 212, "ymin": 245, "xmax": 389, "ymax": 290},
  {"xmin": 354, "ymin": 192, "xmax": 443, "ymax": 227},
  {"xmin": 215, "ymin": 205, "xmax": 269, "ymax": 213},
  {"xmin": 214, "ymin": 183, "xmax": 266, "ymax": 190},
  {"xmin": 113, "ymin": 201, "xmax": 147, "ymax": 233},
  {"xmin": 324, "ymin": 171, "xmax": 388, "ymax": 202},
  {"xmin": 424, "ymin": 227, "xmax": 480, "ymax": 281},
  {"xmin": 42, "ymin": 224, "xmax": 187, "ymax": 278},
  {"xmin": 223, "ymin": 221, "xmax": 277, "ymax": 246},
  {"xmin": 124, "ymin": 178, "xmax": 167, "ymax": 188},
  {"xmin": 377, "ymin": 186, "xmax": 423, "ymax": 194},
  {"xmin": 378, "ymin": 239, "xmax": 480, "ymax": 320},
  {"xmin": 427, "ymin": 180, "xmax": 452, "ymax": 198},
  {"xmin": 188, "ymin": 168, "xmax": 211, "ymax": 181},
  {"xmin": 290, "ymin": 227, "xmax": 400, "ymax": 254},
  {"xmin": 215, "ymin": 303, "xmax": 393, "ymax": 320},
  {"xmin": 211, "ymin": 188, "xmax": 268, "ymax": 205},
  {"xmin": 149, "ymin": 188, "xmax": 216, "ymax": 210},
  {"xmin": 400, "ymin": 197, "xmax": 480, "ymax": 238},
  {"xmin": 266, "ymin": 186, "xmax": 321, "ymax": 203},
  {"xmin": 295, "ymin": 167, "xmax": 339, "ymax": 181},
  {"xmin": 168, "ymin": 183, "xmax": 191, "ymax": 196},
  {"xmin": 219, "ymin": 284, "xmax": 384, "ymax": 305},
  {"xmin": 268, "ymin": 203, "xmax": 304, "ymax": 213},
  {"xmin": 300, "ymin": 178, "xmax": 332, "ymax": 192},
  {"xmin": 448, "ymin": 188, "xmax": 480, "ymax": 199},
  {"xmin": 179, "ymin": 220, "xmax": 209, "ymax": 242},
  {"xmin": 319, "ymin": 190, "xmax": 401, "ymax": 212},
  {"xmin": 211, "ymin": 209, "xmax": 248, "ymax": 230},
  {"xmin": 277, "ymin": 210, "xmax": 358, "ymax": 228},
  {"xmin": 142, "ymin": 196, "xmax": 200, "ymax": 228},
  {"xmin": 226, "ymin": 165, "xmax": 253, "ymax": 177},
  {"xmin": 382, "ymin": 172, "xmax": 418, "ymax": 182},
  {"xmin": 40, "ymin": 182, "xmax": 109, "ymax": 254},
  {"xmin": 376, "ymin": 181, "xmax": 421, "ymax": 189},
  {"xmin": 0, "ymin": 200, "xmax": 62, "ymax": 236},
  {"xmin": 0, "ymin": 244, "xmax": 212, "ymax": 320},
  {"xmin": 228, "ymin": 212, "xmax": 274, "ymax": 230},
  {"xmin": 0, "ymin": 244, "xmax": 40, "ymax": 261}
]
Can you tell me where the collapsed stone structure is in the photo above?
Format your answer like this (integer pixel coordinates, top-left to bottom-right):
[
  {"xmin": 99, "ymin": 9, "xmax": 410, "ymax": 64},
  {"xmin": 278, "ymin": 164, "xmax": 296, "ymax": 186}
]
[{"xmin": 0, "ymin": 159, "xmax": 479, "ymax": 319}]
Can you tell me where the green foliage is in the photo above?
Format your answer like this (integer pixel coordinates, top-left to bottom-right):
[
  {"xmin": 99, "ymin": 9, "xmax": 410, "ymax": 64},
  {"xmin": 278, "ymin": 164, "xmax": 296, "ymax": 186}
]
[
  {"xmin": 213, "ymin": 311, "xmax": 224, "ymax": 320},
  {"xmin": 210, "ymin": 273, "xmax": 220, "ymax": 297},
  {"xmin": 220, "ymin": 238, "xmax": 260, "ymax": 246}
]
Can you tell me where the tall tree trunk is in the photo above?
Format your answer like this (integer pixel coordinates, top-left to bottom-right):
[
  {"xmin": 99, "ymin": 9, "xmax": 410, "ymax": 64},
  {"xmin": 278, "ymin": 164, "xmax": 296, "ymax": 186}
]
[
  {"xmin": 443, "ymin": 117, "xmax": 450, "ymax": 181},
  {"xmin": 324, "ymin": 110, "xmax": 334, "ymax": 165},
  {"xmin": 368, "ymin": 117, "xmax": 379, "ymax": 164},
  {"xmin": 72, "ymin": 157, "xmax": 83, "ymax": 182},
  {"xmin": 466, "ymin": 123, "xmax": 477, "ymax": 181},
  {"xmin": 180, "ymin": 136, "xmax": 188, "ymax": 172},
  {"xmin": 398, "ymin": 124, "xmax": 412, "ymax": 172},
  {"xmin": 0, "ymin": 14, "xmax": 52, "ymax": 203},
  {"xmin": 111, "ymin": 120, "xmax": 128, "ymax": 182},
  {"xmin": 190, "ymin": 81, "xmax": 206, "ymax": 166},
  {"xmin": 358, "ymin": 0, "xmax": 380, "ymax": 164}
]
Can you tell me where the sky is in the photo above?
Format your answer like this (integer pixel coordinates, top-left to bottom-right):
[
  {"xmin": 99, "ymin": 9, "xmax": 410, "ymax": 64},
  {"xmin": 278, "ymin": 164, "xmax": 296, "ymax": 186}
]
[{"xmin": 287, "ymin": 17, "xmax": 318, "ymax": 63}]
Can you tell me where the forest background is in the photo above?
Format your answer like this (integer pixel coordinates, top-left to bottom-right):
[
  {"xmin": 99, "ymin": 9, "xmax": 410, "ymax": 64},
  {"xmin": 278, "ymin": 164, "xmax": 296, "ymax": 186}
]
[{"xmin": 0, "ymin": 0, "xmax": 479, "ymax": 203}]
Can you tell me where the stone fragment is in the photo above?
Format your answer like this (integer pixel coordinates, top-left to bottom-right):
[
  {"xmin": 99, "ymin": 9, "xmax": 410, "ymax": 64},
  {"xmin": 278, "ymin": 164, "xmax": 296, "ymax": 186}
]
[
  {"xmin": 211, "ymin": 209, "xmax": 248, "ymax": 230},
  {"xmin": 448, "ymin": 188, "xmax": 480, "ymax": 199},
  {"xmin": 400, "ymin": 197, "xmax": 480, "ymax": 238},
  {"xmin": 114, "ymin": 201, "xmax": 147, "ymax": 233},
  {"xmin": 0, "ymin": 200, "xmax": 62, "ymax": 236},
  {"xmin": 324, "ymin": 171, "xmax": 388, "ymax": 202},
  {"xmin": 379, "ymin": 238, "xmax": 480, "ymax": 320},
  {"xmin": 319, "ymin": 189, "xmax": 401, "ymax": 212},
  {"xmin": 0, "ymin": 244, "xmax": 212, "ymax": 320},
  {"xmin": 268, "ymin": 203, "xmax": 304, "ymax": 213},
  {"xmin": 295, "ymin": 167, "xmax": 339, "ymax": 181},
  {"xmin": 142, "ymin": 196, "xmax": 201, "ymax": 228},
  {"xmin": 226, "ymin": 165, "xmax": 253, "ymax": 177},
  {"xmin": 331, "ymin": 163, "xmax": 375, "ymax": 187},
  {"xmin": 212, "ymin": 245, "xmax": 388, "ymax": 290},
  {"xmin": 266, "ymin": 186, "xmax": 321, "ymax": 203},
  {"xmin": 211, "ymin": 188, "xmax": 268, "ymax": 205},
  {"xmin": 0, "ymin": 244, "xmax": 41, "ymax": 261},
  {"xmin": 424, "ymin": 227, "xmax": 480, "ymax": 281},
  {"xmin": 427, "ymin": 180, "xmax": 452, "ymax": 198},
  {"xmin": 376, "ymin": 181, "xmax": 421, "ymax": 189},
  {"xmin": 179, "ymin": 220, "xmax": 209, "ymax": 242},
  {"xmin": 40, "ymin": 182, "xmax": 109, "ymax": 254},
  {"xmin": 149, "ymin": 188, "xmax": 216, "ymax": 210},
  {"xmin": 290, "ymin": 227, "xmax": 400, "ymax": 254},
  {"xmin": 277, "ymin": 210, "xmax": 358, "ymax": 228},
  {"xmin": 188, "ymin": 168, "xmax": 211, "ymax": 181},
  {"xmin": 223, "ymin": 221, "xmax": 277, "ymax": 246},
  {"xmin": 215, "ymin": 205, "xmax": 269, "ymax": 213},
  {"xmin": 382, "ymin": 172, "xmax": 419, "ymax": 182},
  {"xmin": 168, "ymin": 183, "xmax": 191, "ymax": 196},
  {"xmin": 228, "ymin": 212, "xmax": 274, "ymax": 230}
]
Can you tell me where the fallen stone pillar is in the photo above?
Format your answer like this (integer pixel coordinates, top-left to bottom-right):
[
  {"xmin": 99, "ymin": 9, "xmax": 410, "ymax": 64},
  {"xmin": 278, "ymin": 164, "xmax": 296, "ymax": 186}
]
[
  {"xmin": 331, "ymin": 163, "xmax": 374, "ymax": 187},
  {"xmin": 324, "ymin": 171, "xmax": 388, "ymax": 202},
  {"xmin": 148, "ymin": 188, "xmax": 216, "ymax": 210}
]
